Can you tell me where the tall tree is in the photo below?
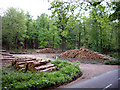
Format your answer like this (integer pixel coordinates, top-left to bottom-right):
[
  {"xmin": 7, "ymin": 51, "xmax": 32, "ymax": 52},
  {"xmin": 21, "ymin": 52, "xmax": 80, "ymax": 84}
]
[
  {"xmin": 2, "ymin": 7, "xmax": 26, "ymax": 50},
  {"xmin": 109, "ymin": 2, "xmax": 120, "ymax": 58},
  {"xmin": 49, "ymin": 0, "xmax": 68, "ymax": 51},
  {"xmin": 49, "ymin": 0, "xmax": 79, "ymax": 50},
  {"xmin": 24, "ymin": 11, "xmax": 33, "ymax": 49},
  {"xmin": 34, "ymin": 13, "xmax": 60, "ymax": 49},
  {"xmin": 48, "ymin": 18, "xmax": 61, "ymax": 49}
]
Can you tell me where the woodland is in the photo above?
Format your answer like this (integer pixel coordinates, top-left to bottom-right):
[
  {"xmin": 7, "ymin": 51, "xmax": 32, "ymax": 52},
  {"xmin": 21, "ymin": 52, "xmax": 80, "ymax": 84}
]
[{"xmin": 2, "ymin": 1, "xmax": 120, "ymax": 58}]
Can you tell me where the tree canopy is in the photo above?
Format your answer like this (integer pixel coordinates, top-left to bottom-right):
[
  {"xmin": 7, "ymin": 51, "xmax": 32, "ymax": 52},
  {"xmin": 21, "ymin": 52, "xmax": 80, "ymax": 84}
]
[{"xmin": 2, "ymin": 1, "xmax": 120, "ymax": 58}]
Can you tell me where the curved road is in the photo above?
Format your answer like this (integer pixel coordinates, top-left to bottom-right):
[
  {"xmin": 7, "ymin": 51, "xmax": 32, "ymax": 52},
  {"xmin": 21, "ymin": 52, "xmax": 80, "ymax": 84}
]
[{"xmin": 60, "ymin": 69, "xmax": 120, "ymax": 89}]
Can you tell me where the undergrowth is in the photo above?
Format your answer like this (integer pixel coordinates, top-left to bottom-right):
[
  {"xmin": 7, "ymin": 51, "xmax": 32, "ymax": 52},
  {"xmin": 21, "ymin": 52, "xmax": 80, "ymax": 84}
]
[
  {"xmin": 1, "ymin": 59, "xmax": 82, "ymax": 90},
  {"xmin": 104, "ymin": 59, "xmax": 120, "ymax": 65}
]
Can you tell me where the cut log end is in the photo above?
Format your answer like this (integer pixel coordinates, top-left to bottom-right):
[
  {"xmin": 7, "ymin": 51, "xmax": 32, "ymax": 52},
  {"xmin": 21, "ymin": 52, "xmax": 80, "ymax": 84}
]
[{"xmin": 11, "ymin": 58, "xmax": 56, "ymax": 72}]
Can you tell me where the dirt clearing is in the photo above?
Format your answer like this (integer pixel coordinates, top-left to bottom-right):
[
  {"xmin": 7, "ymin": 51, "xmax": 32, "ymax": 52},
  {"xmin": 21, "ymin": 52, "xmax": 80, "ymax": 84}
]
[
  {"xmin": 35, "ymin": 48, "xmax": 62, "ymax": 53},
  {"xmin": 1, "ymin": 53, "xmax": 119, "ymax": 83}
]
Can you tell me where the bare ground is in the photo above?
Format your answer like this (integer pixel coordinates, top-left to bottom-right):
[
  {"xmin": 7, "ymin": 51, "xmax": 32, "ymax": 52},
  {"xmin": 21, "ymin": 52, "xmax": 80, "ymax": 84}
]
[{"xmin": 1, "ymin": 53, "xmax": 119, "ymax": 82}]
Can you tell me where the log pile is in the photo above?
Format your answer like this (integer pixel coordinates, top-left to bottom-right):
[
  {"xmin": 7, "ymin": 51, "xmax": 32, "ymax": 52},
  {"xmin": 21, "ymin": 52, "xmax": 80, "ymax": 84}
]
[
  {"xmin": 12, "ymin": 58, "xmax": 56, "ymax": 72},
  {"xmin": 0, "ymin": 50, "xmax": 6, "ymax": 52},
  {"xmin": 1, "ymin": 52, "xmax": 56, "ymax": 72},
  {"xmin": 0, "ymin": 52, "xmax": 16, "ymax": 60},
  {"xmin": 60, "ymin": 48, "xmax": 115, "ymax": 61},
  {"xmin": 35, "ymin": 48, "xmax": 62, "ymax": 53}
]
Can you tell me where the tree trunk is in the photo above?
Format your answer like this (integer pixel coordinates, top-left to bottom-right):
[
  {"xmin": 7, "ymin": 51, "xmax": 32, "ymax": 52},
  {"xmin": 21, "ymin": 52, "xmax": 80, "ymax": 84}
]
[
  {"xmin": 53, "ymin": 32, "xmax": 55, "ymax": 48},
  {"xmin": 61, "ymin": 37, "xmax": 66, "ymax": 51},
  {"xmin": 78, "ymin": 31, "xmax": 81, "ymax": 49},
  {"xmin": 26, "ymin": 39, "xmax": 28, "ymax": 49},
  {"xmin": 96, "ymin": 26, "xmax": 99, "ymax": 51},
  {"xmin": 83, "ymin": 22, "xmax": 87, "ymax": 48},
  {"xmin": 94, "ymin": 19, "xmax": 99, "ymax": 51},
  {"xmin": 100, "ymin": 25, "xmax": 103, "ymax": 53},
  {"xmin": 15, "ymin": 35, "xmax": 18, "ymax": 52},
  {"xmin": 118, "ymin": 22, "xmax": 120, "ymax": 59}
]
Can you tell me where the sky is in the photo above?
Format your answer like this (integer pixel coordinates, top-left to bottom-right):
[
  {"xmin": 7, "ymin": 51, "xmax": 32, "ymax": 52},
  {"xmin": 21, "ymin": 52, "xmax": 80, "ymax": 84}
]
[
  {"xmin": 0, "ymin": 0, "xmax": 52, "ymax": 19},
  {"xmin": 0, "ymin": 0, "xmax": 118, "ymax": 20}
]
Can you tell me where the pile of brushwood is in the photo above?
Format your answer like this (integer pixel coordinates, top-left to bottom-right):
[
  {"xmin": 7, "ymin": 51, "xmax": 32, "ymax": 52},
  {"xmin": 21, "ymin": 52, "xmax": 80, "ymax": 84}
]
[
  {"xmin": 60, "ymin": 48, "xmax": 115, "ymax": 61},
  {"xmin": 1, "ymin": 60, "xmax": 82, "ymax": 89},
  {"xmin": 35, "ymin": 48, "xmax": 62, "ymax": 53}
]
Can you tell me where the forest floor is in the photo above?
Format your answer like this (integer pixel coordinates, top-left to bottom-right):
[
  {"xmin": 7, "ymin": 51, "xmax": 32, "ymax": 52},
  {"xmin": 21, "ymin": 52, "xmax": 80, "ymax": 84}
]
[{"xmin": 1, "ymin": 53, "xmax": 118, "ymax": 82}]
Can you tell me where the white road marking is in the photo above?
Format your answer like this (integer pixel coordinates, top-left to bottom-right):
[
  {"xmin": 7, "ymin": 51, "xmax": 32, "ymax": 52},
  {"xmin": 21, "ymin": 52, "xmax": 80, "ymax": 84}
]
[
  {"xmin": 118, "ymin": 78, "xmax": 120, "ymax": 80},
  {"xmin": 103, "ymin": 84, "xmax": 112, "ymax": 90}
]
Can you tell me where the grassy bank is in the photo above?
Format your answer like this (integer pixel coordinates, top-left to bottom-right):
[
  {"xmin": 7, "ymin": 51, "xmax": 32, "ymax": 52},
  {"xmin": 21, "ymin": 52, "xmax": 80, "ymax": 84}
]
[{"xmin": 1, "ymin": 60, "xmax": 82, "ymax": 90}]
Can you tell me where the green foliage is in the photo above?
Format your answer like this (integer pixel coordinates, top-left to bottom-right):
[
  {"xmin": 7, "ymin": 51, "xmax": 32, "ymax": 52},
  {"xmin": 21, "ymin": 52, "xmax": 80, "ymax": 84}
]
[
  {"xmin": 2, "ymin": 60, "xmax": 82, "ymax": 89},
  {"xmin": 34, "ymin": 13, "xmax": 61, "ymax": 49},
  {"xmin": 0, "ymin": 68, "xmax": 8, "ymax": 75},
  {"xmin": 2, "ymin": 7, "xmax": 26, "ymax": 50},
  {"xmin": 49, "ymin": 0, "xmax": 79, "ymax": 50},
  {"xmin": 104, "ymin": 59, "xmax": 120, "ymax": 65},
  {"xmin": 91, "ymin": 62, "xmax": 103, "ymax": 64},
  {"xmin": 6, "ymin": 64, "xmax": 12, "ymax": 68},
  {"xmin": 72, "ymin": 61, "xmax": 81, "ymax": 66},
  {"xmin": 2, "ymin": 1, "xmax": 119, "ymax": 55},
  {"xmin": 37, "ymin": 59, "xmax": 42, "ymax": 61},
  {"xmin": 107, "ymin": 52, "xmax": 119, "ymax": 59}
]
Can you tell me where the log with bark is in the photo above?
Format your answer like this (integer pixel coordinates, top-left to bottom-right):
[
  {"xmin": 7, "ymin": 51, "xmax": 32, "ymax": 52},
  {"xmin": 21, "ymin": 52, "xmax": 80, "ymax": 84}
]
[
  {"xmin": 40, "ymin": 66, "xmax": 56, "ymax": 72},
  {"xmin": 0, "ymin": 52, "xmax": 13, "ymax": 56},
  {"xmin": 0, "ymin": 50, "xmax": 6, "ymax": 52},
  {"xmin": 11, "ymin": 58, "xmax": 56, "ymax": 72},
  {"xmin": 2, "ymin": 58, "xmax": 16, "ymax": 61},
  {"xmin": 34, "ymin": 63, "xmax": 54, "ymax": 70}
]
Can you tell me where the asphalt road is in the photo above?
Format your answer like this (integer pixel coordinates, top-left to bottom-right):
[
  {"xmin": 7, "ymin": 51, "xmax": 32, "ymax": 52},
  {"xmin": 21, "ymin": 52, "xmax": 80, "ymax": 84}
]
[{"xmin": 61, "ymin": 69, "xmax": 120, "ymax": 89}]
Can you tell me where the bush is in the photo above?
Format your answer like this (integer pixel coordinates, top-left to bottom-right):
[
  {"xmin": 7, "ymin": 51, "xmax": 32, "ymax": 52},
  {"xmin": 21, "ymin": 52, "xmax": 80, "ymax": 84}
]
[
  {"xmin": 6, "ymin": 64, "xmax": 12, "ymax": 68},
  {"xmin": 72, "ymin": 61, "xmax": 81, "ymax": 66},
  {"xmin": 0, "ymin": 68, "xmax": 8, "ymax": 75},
  {"xmin": 2, "ymin": 60, "xmax": 82, "ymax": 89},
  {"xmin": 107, "ymin": 52, "xmax": 119, "ymax": 58},
  {"xmin": 104, "ymin": 59, "xmax": 120, "ymax": 65}
]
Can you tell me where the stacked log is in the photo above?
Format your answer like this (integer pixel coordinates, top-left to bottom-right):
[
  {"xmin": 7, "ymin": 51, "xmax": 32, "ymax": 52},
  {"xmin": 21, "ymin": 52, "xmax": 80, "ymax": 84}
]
[
  {"xmin": 0, "ymin": 52, "xmax": 16, "ymax": 60},
  {"xmin": 12, "ymin": 58, "xmax": 36, "ymax": 66},
  {"xmin": 60, "ymin": 48, "xmax": 115, "ymax": 61},
  {"xmin": 35, "ymin": 48, "xmax": 62, "ymax": 53},
  {"xmin": 0, "ymin": 50, "xmax": 6, "ymax": 52},
  {"xmin": 12, "ymin": 58, "xmax": 56, "ymax": 72},
  {"xmin": 0, "ymin": 52, "xmax": 13, "ymax": 56}
]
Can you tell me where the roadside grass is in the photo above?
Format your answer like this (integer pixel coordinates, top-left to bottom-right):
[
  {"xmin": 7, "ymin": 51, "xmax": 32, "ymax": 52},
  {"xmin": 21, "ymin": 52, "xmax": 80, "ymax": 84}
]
[
  {"xmin": 88, "ymin": 59, "xmax": 120, "ymax": 65},
  {"xmin": 72, "ymin": 61, "xmax": 81, "ymax": 66},
  {"xmin": 1, "ymin": 59, "xmax": 82, "ymax": 90},
  {"xmin": 104, "ymin": 59, "xmax": 120, "ymax": 65},
  {"xmin": 91, "ymin": 62, "xmax": 104, "ymax": 65}
]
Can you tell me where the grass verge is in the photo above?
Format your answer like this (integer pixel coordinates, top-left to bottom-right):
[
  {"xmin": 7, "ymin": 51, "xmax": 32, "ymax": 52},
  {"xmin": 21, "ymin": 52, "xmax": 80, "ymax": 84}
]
[
  {"xmin": 104, "ymin": 59, "xmax": 120, "ymax": 65},
  {"xmin": 1, "ymin": 59, "xmax": 82, "ymax": 90}
]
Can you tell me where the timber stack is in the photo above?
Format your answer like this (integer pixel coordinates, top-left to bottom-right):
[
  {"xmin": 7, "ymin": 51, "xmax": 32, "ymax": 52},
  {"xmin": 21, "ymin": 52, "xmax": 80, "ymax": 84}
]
[
  {"xmin": 0, "ymin": 50, "xmax": 6, "ymax": 52},
  {"xmin": 60, "ymin": 48, "xmax": 115, "ymax": 61},
  {"xmin": 12, "ymin": 58, "xmax": 56, "ymax": 72},
  {"xmin": 0, "ymin": 52, "xmax": 16, "ymax": 60}
]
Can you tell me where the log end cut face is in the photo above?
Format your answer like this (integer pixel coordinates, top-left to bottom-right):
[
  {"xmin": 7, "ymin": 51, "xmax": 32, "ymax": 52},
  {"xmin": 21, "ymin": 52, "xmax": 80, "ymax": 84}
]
[{"xmin": 12, "ymin": 58, "xmax": 57, "ymax": 73}]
